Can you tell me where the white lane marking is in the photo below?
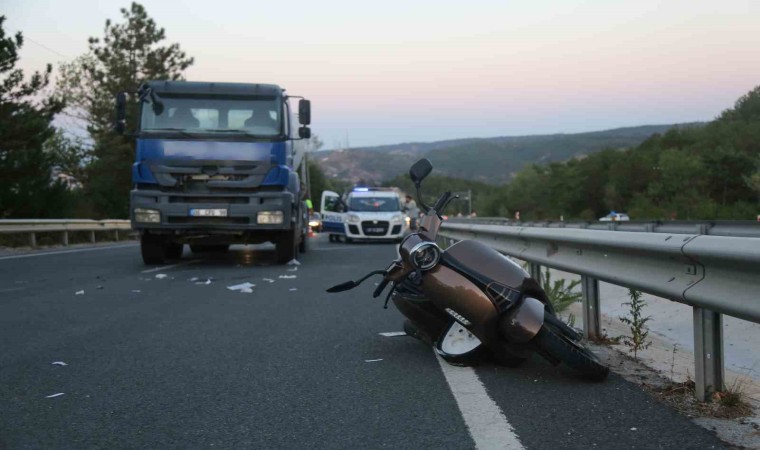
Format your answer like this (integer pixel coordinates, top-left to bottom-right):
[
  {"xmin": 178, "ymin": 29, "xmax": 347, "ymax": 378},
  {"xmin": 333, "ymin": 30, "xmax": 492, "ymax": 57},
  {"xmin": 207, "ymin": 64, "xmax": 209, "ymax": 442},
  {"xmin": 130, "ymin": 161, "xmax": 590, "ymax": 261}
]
[
  {"xmin": 0, "ymin": 243, "xmax": 138, "ymax": 261},
  {"xmin": 140, "ymin": 259, "xmax": 200, "ymax": 274},
  {"xmin": 435, "ymin": 352, "xmax": 524, "ymax": 450}
]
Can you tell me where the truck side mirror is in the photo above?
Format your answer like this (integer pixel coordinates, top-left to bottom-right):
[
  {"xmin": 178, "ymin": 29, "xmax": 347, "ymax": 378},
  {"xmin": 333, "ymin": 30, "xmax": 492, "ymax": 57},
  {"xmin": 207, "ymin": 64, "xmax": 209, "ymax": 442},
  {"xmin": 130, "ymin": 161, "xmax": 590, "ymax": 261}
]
[
  {"xmin": 115, "ymin": 92, "xmax": 127, "ymax": 134},
  {"xmin": 298, "ymin": 99, "xmax": 311, "ymax": 125},
  {"xmin": 298, "ymin": 126, "xmax": 312, "ymax": 139}
]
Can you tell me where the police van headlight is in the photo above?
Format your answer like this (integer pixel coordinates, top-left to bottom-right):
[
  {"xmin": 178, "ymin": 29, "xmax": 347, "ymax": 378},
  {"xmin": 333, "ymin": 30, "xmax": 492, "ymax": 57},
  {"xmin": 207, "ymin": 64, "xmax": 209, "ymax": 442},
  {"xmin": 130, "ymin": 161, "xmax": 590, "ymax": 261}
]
[
  {"xmin": 134, "ymin": 208, "xmax": 160, "ymax": 223},
  {"xmin": 346, "ymin": 214, "xmax": 361, "ymax": 224},
  {"xmin": 391, "ymin": 214, "xmax": 403, "ymax": 224},
  {"xmin": 409, "ymin": 242, "xmax": 442, "ymax": 271}
]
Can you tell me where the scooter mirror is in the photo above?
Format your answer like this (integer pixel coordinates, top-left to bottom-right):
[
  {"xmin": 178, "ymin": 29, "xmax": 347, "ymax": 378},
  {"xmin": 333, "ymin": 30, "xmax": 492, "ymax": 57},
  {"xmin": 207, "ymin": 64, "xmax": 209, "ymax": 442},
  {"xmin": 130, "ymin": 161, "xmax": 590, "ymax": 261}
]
[
  {"xmin": 326, "ymin": 280, "xmax": 357, "ymax": 293},
  {"xmin": 409, "ymin": 159, "xmax": 433, "ymax": 186}
]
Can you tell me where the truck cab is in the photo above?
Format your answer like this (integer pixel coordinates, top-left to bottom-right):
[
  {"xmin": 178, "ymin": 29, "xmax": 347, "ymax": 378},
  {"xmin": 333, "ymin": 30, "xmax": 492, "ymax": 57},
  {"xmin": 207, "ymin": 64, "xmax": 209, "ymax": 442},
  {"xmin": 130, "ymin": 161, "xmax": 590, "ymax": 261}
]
[{"xmin": 117, "ymin": 81, "xmax": 312, "ymax": 264}]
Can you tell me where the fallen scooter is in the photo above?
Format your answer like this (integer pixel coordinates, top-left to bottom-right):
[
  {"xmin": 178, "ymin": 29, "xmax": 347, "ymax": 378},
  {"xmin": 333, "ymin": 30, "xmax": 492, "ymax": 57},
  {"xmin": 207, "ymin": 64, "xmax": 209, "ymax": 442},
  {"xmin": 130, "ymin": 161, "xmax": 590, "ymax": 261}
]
[{"xmin": 327, "ymin": 158, "xmax": 609, "ymax": 380}]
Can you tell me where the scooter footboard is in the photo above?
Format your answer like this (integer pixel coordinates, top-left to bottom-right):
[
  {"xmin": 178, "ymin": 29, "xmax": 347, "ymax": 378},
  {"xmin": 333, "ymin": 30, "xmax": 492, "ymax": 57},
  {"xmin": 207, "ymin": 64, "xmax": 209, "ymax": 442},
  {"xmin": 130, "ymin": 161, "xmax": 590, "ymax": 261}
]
[{"xmin": 498, "ymin": 296, "xmax": 545, "ymax": 343}]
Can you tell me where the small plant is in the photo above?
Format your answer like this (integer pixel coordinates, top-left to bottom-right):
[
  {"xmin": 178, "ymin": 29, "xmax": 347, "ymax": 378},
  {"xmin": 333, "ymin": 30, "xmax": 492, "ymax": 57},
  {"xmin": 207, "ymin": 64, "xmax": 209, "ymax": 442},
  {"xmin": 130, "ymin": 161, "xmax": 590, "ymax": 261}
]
[
  {"xmin": 619, "ymin": 289, "xmax": 652, "ymax": 360},
  {"xmin": 541, "ymin": 267, "xmax": 582, "ymax": 314}
]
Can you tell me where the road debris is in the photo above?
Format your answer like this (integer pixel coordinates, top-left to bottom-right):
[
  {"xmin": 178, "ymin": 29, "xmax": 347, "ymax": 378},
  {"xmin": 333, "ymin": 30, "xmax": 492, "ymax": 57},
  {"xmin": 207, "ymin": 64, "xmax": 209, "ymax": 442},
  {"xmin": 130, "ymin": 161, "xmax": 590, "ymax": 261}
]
[
  {"xmin": 289, "ymin": 288, "xmax": 298, "ymax": 291},
  {"xmin": 278, "ymin": 275, "xmax": 297, "ymax": 279},
  {"xmin": 286, "ymin": 259, "xmax": 301, "ymax": 266},
  {"xmin": 96, "ymin": 285, "xmax": 104, "ymax": 290},
  {"xmin": 262, "ymin": 278, "xmax": 275, "ymax": 283},
  {"xmin": 131, "ymin": 290, "xmax": 141, "ymax": 293},
  {"xmin": 365, "ymin": 359, "xmax": 383, "ymax": 363},
  {"xmin": 379, "ymin": 332, "xmax": 407, "ymax": 337},
  {"xmin": 155, "ymin": 274, "xmax": 168, "ymax": 279},
  {"xmin": 227, "ymin": 282, "xmax": 256, "ymax": 293},
  {"xmin": 45, "ymin": 393, "xmax": 65, "ymax": 398},
  {"xmin": 630, "ymin": 427, "xmax": 637, "ymax": 431},
  {"xmin": 194, "ymin": 279, "xmax": 213, "ymax": 285},
  {"xmin": 51, "ymin": 361, "xmax": 68, "ymax": 366},
  {"xmin": 75, "ymin": 290, "xmax": 84, "ymax": 295}
]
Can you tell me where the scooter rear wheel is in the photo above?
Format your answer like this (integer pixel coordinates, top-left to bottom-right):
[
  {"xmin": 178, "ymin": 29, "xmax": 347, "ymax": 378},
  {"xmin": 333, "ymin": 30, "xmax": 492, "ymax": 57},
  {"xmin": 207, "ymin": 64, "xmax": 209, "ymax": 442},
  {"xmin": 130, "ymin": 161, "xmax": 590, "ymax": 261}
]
[{"xmin": 534, "ymin": 322, "xmax": 609, "ymax": 381}]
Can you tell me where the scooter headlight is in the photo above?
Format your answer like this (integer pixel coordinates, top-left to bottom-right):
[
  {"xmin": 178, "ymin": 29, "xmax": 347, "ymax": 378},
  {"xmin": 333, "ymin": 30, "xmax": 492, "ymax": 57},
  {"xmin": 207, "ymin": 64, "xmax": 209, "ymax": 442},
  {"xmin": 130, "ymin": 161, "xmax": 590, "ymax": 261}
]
[{"xmin": 409, "ymin": 242, "xmax": 441, "ymax": 271}]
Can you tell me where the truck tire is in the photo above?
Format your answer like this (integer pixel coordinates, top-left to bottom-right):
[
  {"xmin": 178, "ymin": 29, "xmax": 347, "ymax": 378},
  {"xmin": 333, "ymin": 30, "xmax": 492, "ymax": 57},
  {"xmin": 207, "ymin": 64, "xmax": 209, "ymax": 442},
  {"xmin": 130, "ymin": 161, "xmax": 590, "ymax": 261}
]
[
  {"xmin": 299, "ymin": 232, "xmax": 308, "ymax": 253},
  {"xmin": 165, "ymin": 242, "xmax": 183, "ymax": 259},
  {"xmin": 190, "ymin": 244, "xmax": 229, "ymax": 254},
  {"xmin": 141, "ymin": 234, "xmax": 167, "ymax": 265},
  {"xmin": 275, "ymin": 230, "xmax": 297, "ymax": 264}
]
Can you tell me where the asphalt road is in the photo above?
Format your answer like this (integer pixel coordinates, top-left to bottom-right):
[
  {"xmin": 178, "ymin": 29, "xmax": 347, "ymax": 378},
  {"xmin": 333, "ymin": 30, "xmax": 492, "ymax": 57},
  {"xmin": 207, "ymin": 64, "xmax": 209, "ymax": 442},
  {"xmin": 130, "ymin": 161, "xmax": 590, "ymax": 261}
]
[{"xmin": 0, "ymin": 235, "xmax": 728, "ymax": 449}]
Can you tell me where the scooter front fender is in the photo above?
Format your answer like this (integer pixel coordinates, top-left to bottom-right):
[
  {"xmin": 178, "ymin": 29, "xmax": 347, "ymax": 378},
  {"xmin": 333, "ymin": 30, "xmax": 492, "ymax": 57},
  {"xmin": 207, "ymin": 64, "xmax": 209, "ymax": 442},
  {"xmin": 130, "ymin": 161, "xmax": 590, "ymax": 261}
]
[{"xmin": 498, "ymin": 296, "xmax": 545, "ymax": 343}]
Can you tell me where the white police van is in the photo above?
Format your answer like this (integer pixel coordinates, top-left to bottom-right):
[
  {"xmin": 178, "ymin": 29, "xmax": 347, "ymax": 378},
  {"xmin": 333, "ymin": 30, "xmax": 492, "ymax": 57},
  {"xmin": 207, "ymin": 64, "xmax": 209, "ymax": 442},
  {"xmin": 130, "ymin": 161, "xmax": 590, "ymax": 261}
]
[{"xmin": 320, "ymin": 187, "xmax": 407, "ymax": 242}]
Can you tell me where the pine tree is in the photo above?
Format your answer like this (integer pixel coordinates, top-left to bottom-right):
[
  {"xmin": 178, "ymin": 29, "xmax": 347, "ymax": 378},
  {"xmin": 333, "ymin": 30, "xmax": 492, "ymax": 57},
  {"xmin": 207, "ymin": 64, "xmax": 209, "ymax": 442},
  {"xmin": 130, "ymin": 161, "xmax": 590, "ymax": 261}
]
[
  {"xmin": 57, "ymin": 2, "xmax": 193, "ymax": 217},
  {"xmin": 0, "ymin": 16, "xmax": 70, "ymax": 218}
]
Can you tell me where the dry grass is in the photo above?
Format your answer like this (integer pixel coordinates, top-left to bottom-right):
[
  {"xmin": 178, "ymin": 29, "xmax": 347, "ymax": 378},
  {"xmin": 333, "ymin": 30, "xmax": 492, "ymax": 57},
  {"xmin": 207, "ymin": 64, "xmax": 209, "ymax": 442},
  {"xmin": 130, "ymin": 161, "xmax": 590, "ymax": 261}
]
[{"xmin": 649, "ymin": 378, "xmax": 753, "ymax": 420}]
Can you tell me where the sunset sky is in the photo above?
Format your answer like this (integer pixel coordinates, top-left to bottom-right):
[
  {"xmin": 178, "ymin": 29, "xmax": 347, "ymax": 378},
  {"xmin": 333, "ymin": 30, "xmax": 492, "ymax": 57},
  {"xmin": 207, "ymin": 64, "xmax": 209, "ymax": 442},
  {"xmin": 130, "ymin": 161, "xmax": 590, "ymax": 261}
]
[{"xmin": 6, "ymin": 0, "xmax": 760, "ymax": 147}]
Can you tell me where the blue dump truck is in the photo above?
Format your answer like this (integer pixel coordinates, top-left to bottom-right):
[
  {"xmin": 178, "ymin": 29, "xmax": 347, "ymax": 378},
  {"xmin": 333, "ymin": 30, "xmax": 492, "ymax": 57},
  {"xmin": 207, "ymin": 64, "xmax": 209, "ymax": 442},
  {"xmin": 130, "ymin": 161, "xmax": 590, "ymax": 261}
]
[{"xmin": 115, "ymin": 81, "xmax": 312, "ymax": 265}]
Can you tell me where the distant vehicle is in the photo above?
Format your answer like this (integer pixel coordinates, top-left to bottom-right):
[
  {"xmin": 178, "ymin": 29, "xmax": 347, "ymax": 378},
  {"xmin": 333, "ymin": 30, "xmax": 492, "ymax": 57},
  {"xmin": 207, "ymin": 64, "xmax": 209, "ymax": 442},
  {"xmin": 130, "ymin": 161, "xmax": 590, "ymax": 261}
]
[
  {"xmin": 599, "ymin": 212, "xmax": 630, "ymax": 222},
  {"xmin": 320, "ymin": 187, "xmax": 408, "ymax": 243},
  {"xmin": 309, "ymin": 212, "xmax": 322, "ymax": 233}
]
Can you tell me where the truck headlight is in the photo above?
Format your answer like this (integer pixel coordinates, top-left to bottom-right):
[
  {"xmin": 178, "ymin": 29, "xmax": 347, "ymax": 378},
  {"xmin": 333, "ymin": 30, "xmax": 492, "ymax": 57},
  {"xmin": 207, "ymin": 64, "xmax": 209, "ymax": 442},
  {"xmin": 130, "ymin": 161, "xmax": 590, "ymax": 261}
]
[
  {"xmin": 134, "ymin": 208, "xmax": 160, "ymax": 223},
  {"xmin": 346, "ymin": 214, "xmax": 361, "ymax": 224},
  {"xmin": 257, "ymin": 211, "xmax": 284, "ymax": 224},
  {"xmin": 391, "ymin": 214, "xmax": 403, "ymax": 224}
]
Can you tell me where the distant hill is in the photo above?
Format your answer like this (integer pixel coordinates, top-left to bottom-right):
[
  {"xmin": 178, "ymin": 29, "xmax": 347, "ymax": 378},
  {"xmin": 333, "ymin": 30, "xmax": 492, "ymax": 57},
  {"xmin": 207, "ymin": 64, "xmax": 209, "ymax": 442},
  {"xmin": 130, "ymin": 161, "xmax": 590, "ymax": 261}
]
[{"xmin": 313, "ymin": 124, "xmax": 702, "ymax": 184}]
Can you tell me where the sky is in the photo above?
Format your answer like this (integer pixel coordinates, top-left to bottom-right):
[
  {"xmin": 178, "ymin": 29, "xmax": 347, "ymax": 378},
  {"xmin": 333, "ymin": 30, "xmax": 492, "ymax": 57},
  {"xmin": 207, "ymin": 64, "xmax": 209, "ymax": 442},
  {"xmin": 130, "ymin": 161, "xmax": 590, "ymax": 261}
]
[{"xmin": 5, "ymin": 0, "xmax": 760, "ymax": 148}]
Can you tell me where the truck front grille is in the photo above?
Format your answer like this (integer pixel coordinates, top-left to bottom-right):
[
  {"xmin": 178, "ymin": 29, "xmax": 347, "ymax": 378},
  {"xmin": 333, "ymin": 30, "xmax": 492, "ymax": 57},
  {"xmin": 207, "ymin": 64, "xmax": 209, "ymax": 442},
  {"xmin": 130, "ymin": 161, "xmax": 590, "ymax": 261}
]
[
  {"xmin": 167, "ymin": 217, "xmax": 249, "ymax": 225},
  {"xmin": 169, "ymin": 196, "xmax": 249, "ymax": 204}
]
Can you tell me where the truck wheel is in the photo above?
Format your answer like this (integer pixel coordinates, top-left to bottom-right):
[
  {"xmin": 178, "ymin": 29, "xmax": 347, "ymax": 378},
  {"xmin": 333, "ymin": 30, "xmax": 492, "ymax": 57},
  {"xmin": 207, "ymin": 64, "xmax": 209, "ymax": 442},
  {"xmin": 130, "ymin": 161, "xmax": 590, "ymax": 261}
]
[
  {"xmin": 191, "ymin": 244, "xmax": 229, "ymax": 254},
  {"xmin": 275, "ymin": 230, "xmax": 297, "ymax": 264},
  {"xmin": 141, "ymin": 234, "xmax": 166, "ymax": 265},
  {"xmin": 299, "ymin": 233, "xmax": 308, "ymax": 253},
  {"xmin": 165, "ymin": 242, "xmax": 183, "ymax": 259}
]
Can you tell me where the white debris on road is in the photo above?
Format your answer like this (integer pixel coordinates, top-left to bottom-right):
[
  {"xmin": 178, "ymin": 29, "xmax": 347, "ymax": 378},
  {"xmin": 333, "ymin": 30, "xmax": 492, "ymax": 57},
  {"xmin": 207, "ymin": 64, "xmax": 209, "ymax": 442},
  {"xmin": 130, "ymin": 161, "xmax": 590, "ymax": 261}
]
[
  {"xmin": 51, "ymin": 361, "xmax": 68, "ymax": 366},
  {"xmin": 45, "ymin": 393, "xmax": 65, "ymax": 398},
  {"xmin": 365, "ymin": 359, "xmax": 383, "ymax": 363},
  {"xmin": 289, "ymin": 288, "xmax": 298, "ymax": 291},
  {"xmin": 262, "ymin": 278, "xmax": 275, "ymax": 283},
  {"xmin": 195, "ymin": 279, "xmax": 212, "ymax": 285},
  {"xmin": 379, "ymin": 332, "xmax": 407, "ymax": 337},
  {"xmin": 132, "ymin": 290, "xmax": 141, "ymax": 293},
  {"xmin": 155, "ymin": 274, "xmax": 168, "ymax": 279},
  {"xmin": 278, "ymin": 275, "xmax": 297, "ymax": 279},
  {"xmin": 286, "ymin": 259, "xmax": 301, "ymax": 266},
  {"xmin": 227, "ymin": 282, "xmax": 256, "ymax": 293},
  {"xmin": 75, "ymin": 290, "xmax": 84, "ymax": 295}
]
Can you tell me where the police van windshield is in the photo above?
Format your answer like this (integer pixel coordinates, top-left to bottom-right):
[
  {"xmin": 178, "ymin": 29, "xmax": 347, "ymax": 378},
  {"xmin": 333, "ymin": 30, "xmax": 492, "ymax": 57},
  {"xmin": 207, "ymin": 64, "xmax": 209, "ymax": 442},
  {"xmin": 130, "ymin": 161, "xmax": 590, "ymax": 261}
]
[
  {"xmin": 349, "ymin": 197, "xmax": 400, "ymax": 212},
  {"xmin": 140, "ymin": 95, "xmax": 282, "ymax": 137}
]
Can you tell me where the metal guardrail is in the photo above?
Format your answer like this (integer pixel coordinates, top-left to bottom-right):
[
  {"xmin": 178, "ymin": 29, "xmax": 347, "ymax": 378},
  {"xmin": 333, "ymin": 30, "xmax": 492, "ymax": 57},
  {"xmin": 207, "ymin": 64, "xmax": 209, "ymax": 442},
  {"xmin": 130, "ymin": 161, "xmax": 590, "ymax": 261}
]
[
  {"xmin": 438, "ymin": 220, "xmax": 760, "ymax": 401},
  {"xmin": 0, "ymin": 219, "xmax": 131, "ymax": 247}
]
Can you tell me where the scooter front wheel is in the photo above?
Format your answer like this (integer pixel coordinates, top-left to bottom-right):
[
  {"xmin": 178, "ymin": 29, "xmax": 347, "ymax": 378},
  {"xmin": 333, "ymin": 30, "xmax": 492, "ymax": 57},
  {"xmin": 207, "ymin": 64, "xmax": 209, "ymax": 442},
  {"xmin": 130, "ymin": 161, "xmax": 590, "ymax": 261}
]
[{"xmin": 534, "ymin": 322, "xmax": 609, "ymax": 381}]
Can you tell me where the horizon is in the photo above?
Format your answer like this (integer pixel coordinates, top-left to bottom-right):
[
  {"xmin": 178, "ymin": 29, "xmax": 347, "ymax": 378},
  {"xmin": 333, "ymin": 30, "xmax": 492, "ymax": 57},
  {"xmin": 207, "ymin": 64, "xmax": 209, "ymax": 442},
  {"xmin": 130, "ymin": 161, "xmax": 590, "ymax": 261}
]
[{"xmin": 6, "ymin": 0, "xmax": 760, "ymax": 147}]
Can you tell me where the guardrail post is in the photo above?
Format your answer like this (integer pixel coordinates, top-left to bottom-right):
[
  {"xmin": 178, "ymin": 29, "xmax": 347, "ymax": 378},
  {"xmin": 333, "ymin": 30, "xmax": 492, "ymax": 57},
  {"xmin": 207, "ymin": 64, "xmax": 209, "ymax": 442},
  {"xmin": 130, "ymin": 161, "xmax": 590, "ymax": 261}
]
[
  {"xmin": 113, "ymin": 230, "xmax": 119, "ymax": 241},
  {"xmin": 62, "ymin": 231, "xmax": 69, "ymax": 246},
  {"xmin": 581, "ymin": 276, "xmax": 601, "ymax": 339},
  {"xmin": 693, "ymin": 307, "xmax": 724, "ymax": 401},
  {"xmin": 528, "ymin": 262, "xmax": 542, "ymax": 284},
  {"xmin": 90, "ymin": 231, "xmax": 96, "ymax": 243},
  {"xmin": 29, "ymin": 232, "xmax": 37, "ymax": 247}
]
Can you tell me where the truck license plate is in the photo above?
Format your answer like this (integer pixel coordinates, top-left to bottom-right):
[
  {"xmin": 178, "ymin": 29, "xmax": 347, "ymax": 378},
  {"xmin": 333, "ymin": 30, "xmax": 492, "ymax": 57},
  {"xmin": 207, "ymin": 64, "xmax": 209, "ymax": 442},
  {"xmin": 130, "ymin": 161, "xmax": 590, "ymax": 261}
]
[{"xmin": 189, "ymin": 208, "xmax": 228, "ymax": 217}]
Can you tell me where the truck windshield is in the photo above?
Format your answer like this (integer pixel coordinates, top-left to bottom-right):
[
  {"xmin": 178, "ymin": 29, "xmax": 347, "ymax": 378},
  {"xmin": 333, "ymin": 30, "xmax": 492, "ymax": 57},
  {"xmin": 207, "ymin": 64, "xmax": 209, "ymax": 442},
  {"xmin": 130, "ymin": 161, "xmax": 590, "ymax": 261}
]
[
  {"xmin": 140, "ymin": 95, "xmax": 282, "ymax": 137},
  {"xmin": 349, "ymin": 197, "xmax": 400, "ymax": 212}
]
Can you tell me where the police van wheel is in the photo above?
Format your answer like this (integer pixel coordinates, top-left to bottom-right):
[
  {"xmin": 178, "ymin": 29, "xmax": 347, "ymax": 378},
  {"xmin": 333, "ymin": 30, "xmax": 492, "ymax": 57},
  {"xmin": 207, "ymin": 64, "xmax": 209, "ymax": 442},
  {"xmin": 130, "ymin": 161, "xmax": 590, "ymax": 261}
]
[
  {"xmin": 141, "ymin": 234, "xmax": 166, "ymax": 265},
  {"xmin": 329, "ymin": 235, "xmax": 335, "ymax": 243},
  {"xmin": 275, "ymin": 230, "xmax": 297, "ymax": 264}
]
